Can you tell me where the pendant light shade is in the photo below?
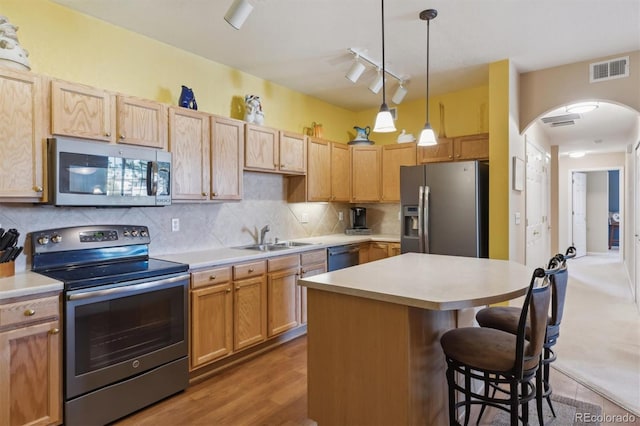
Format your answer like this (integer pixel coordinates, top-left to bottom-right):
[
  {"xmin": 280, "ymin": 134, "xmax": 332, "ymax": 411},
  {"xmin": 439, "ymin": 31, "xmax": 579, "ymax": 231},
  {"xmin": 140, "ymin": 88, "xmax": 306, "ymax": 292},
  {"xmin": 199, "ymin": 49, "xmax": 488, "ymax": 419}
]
[
  {"xmin": 417, "ymin": 9, "xmax": 437, "ymax": 146},
  {"xmin": 225, "ymin": 0, "xmax": 254, "ymax": 30},
  {"xmin": 373, "ymin": 0, "xmax": 396, "ymax": 133}
]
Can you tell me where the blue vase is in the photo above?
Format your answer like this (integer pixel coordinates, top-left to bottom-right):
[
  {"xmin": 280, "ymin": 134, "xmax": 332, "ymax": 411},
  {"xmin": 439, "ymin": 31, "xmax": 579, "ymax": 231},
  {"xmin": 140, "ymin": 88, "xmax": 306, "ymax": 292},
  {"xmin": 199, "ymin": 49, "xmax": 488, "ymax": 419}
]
[{"xmin": 179, "ymin": 85, "xmax": 198, "ymax": 110}]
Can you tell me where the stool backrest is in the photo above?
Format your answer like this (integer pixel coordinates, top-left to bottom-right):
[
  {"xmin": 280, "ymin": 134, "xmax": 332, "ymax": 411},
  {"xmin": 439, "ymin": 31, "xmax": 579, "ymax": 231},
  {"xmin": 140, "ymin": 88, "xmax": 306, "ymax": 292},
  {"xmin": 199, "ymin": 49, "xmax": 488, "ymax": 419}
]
[{"xmin": 547, "ymin": 246, "xmax": 576, "ymax": 335}]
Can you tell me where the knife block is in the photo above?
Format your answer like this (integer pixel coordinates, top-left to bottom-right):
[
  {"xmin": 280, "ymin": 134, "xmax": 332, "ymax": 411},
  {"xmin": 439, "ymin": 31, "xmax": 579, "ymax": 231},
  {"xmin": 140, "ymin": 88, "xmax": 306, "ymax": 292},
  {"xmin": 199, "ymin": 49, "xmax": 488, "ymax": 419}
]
[{"xmin": 0, "ymin": 260, "xmax": 15, "ymax": 278}]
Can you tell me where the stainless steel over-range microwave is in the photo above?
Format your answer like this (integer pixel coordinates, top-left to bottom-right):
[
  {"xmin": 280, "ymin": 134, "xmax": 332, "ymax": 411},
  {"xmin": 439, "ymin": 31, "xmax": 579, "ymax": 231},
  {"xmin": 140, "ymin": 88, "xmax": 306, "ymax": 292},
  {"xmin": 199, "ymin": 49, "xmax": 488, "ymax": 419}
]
[{"xmin": 47, "ymin": 137, "xmax": 172, "ymax": 207}]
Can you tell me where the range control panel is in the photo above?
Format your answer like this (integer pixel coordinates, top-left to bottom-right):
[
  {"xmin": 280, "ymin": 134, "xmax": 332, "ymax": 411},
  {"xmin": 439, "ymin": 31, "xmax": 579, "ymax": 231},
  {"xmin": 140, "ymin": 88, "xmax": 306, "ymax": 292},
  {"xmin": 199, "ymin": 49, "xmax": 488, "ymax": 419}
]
[{"xmin": 32, "ymin": 225, "xmax": 151, "ymax": 254}]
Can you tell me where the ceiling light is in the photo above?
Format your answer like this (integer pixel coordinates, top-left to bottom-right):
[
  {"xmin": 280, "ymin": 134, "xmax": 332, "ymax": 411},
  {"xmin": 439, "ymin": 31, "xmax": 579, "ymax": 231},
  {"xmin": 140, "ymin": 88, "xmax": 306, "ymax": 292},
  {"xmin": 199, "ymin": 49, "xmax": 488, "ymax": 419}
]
[
  {"xmin": 373, "ymin": 0, "xmax": 396, "ymax": 133},
  {"xmin": 392, "ymin": 82, "xmax": 408, "ymax": 104},
  {"xmin": 417, "ymin": 9, "xmax": 438, "ymax": 146},
  {"xmin": 346, "ymin": 57, "xmax": 366, "ymax": 83},
  {"xmin": 224, "ymin": 0, "xmax": 254, "ymax": 30},
  {"xmin": 566, "ymin": 102, "xmax": 599, "ymax": 114},
  {"xmin": 569, "ymin": 151, "xmax": 586, "ymax": 158},
  {"xmin": 369, "ymin": 69, "xmax": 384, "ymax": 94}
]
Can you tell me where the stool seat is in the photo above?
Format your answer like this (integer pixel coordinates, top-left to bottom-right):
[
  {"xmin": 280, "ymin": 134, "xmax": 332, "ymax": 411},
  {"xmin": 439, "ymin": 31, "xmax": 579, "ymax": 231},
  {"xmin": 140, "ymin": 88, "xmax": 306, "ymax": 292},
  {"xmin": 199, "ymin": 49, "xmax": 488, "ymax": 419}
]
[{"xmin": 475, "ymin": 306, "xmax": 522, "ymax": 336}]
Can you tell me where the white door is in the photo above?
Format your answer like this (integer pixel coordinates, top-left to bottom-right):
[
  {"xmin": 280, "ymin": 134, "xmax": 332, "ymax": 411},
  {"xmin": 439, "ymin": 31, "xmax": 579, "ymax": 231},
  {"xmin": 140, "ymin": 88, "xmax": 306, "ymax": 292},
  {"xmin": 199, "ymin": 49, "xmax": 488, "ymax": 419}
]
[
  {"xmin": 525, "ymin": 141, "xmax": 550, "ymax": 268},
  {"xmin": 572, "ymin": 171, "xmax": 587, "ymax": 257},
  {"xmin": 634, "ymin": 147, "xmax": 640, "ymax": 302}
]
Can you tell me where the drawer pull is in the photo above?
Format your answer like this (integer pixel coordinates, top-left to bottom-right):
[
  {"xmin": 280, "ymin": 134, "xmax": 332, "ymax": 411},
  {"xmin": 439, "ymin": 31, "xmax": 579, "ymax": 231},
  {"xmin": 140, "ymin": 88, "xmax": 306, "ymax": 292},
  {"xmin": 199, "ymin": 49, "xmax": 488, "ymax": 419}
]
[
  {"xmin": 235, "ymin": 286, "xmax": 240, "ymax": 291},
  {"xmin": 248, "ymin": 268, "xmax": 254, "ymax": 273},
  {"xmin": 50, "ymin": 328, "xmax": 60, "ymax": 335},
  {"xmin": 226, "ymin": 288, "xmax": 231, "ymax": 293},
  {"xmin": 209, "ymin": 275, "xmax": 217, "ymax": 280},
  {"xmin": 24, "ymin": 309, "xmax": 35, "ymax": 316}
]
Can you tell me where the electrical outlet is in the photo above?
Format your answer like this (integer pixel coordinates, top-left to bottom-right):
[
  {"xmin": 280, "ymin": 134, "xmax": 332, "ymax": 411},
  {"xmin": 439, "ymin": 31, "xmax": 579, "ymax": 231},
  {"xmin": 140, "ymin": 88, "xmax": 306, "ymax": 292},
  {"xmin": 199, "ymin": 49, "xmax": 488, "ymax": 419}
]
[
  {"xmin": 300, "ymin": 212, "xmax": 309, "ymax": 223},
  {"xmin": 171, "ymin": 218, "xmax": 180, "ymax": 232},
  {"xmin": 338, "ymin": 211, "xmax": 344, "ymax": 221},
  {"xmin": 398, "ymin": 210, "xmax": 401, "ymax": 220}
]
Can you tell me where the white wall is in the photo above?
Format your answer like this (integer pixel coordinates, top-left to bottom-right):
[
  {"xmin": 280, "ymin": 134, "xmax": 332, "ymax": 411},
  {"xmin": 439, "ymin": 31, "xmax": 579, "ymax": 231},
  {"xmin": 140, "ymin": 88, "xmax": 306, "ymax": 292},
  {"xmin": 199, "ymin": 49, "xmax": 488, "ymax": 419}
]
[
  {"xmin": 509, "ymin": 61, "xmax": 526, "ymax": 263},
  {"xmin": 586, "ymin": 171, "xmax": 609, "ymax": 253}
]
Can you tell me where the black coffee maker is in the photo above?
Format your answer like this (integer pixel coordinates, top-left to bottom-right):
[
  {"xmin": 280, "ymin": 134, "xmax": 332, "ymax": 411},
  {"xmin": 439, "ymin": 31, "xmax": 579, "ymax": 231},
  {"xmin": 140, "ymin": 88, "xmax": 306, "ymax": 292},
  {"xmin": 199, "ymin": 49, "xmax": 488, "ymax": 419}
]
[{"xmin": 350, "ymin": 207, "xmax": 367, "ymax": 229}]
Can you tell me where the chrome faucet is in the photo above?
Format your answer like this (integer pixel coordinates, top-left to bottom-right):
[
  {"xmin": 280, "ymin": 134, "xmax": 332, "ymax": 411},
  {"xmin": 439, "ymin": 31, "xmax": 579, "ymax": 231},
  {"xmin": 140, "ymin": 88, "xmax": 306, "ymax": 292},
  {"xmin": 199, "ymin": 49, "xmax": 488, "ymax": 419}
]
[{"xmin": 259, "ymin": 225, "xmax": 270, "ymax": 245}]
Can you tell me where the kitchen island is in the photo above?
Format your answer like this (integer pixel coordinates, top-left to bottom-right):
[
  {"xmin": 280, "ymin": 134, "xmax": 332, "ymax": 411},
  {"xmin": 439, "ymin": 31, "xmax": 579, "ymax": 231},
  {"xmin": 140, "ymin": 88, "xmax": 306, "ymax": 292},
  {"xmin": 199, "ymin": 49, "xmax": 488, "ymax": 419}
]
[{"xmin": 298, "ymin": 252, "xmax": 533, "ymax": 425}]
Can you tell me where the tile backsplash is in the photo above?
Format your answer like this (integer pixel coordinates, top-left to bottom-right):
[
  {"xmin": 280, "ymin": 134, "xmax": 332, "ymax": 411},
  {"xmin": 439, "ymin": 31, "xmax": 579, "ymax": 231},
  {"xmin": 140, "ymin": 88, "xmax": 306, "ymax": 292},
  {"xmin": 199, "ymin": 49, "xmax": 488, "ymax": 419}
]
[{"xmin": 1, "ymin": 172, "xmax": 401, "ymax": 272}]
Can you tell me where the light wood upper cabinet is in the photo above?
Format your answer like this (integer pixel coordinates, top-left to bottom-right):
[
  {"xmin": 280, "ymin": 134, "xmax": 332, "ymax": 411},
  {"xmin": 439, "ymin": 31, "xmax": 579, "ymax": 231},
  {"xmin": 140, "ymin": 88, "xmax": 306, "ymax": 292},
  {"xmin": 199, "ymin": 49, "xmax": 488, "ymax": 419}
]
[
  {"xmin": 245, "ymin": 124, "xmax": 279, "ymax": 172},
  {"xmin": 0, "ymin": 68, "xmax": 45, "ymax": 201},
  {"xmin": 418, "ymin": 133, "xmax": 488, "ymax": 163},
  {"xmin": 116, "ymin": 95, "xmax": 168, "ymax": 149},
  {"xmin": 351, "ymin": 145, "xmax": 381, "ymax": 203},
  {"xmin": 169, "ymin": 107, "xmax": 210, "ymax": 201},
  {"xmin": 331, "ymin": 143, "xmax": 351, "ymax": 202},
  {"xmin": 279, "ymin": 131, "xmax": 307, "ymax": 174},
  {"xmin": 245, "ymin": 124, "xmax": 306, "ymax": 174},
  {"xmin": 211, "ymin": 115, "xmax": 244, "ymax": 201},
  {"xmin": 0, "ymin": 294, "xmax": 62, "ymax": 426},
  {"xmin": 307, "ymin": 137, "xmax": 331, "ymax": 201},
  {"xmin": 50, "ymin": 79, "xmax": 115, "ymax": 143},
  {"xmin": 381, "ymin": 143, "xmax": 417, "ymax": 203}
]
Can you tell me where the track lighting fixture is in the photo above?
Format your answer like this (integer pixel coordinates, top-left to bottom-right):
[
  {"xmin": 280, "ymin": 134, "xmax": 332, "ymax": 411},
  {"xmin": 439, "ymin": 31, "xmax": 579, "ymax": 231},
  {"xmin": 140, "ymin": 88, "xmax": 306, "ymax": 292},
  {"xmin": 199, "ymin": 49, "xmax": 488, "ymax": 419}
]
[
  {"xmin": 345, "ymin": 57, "xmax": 366, "ymax": 83},
  {"xmin": 225, "ymin": 0, "xmax": 254, "ymax": 30},
  {"xmin": 373, "ymin": 0, "xmax": 396, "ymax": 133},
  {"xmin": 369, "ymin": 69, "xmax": 384, "ymax": 94},
  {"xmin": 346, "ymin": 47, "xmax": 408, "ymax": 105},
  {"xmin": 417, "ymin": 9, "xmax": 438, "ymax": 146},
  {"xmin": 392, "ymin": 82, "xmax": 408, "ymax": 104}
]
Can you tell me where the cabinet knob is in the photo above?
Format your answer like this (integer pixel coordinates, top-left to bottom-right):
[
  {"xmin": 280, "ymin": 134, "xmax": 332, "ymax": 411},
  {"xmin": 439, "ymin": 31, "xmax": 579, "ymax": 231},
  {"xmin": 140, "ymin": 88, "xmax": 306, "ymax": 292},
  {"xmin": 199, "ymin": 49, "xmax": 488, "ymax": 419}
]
[
  {"xmin": 50, "ymin": 328, "xmax": 60, "ymax": 335},
  {"xmin": 280, "ymin": 164, "xmax": 285, "ymax": 168},
  {"xmin": 202, "ymin": 192, "xmax": 208, "ymax": 196},
  {"xmin": 105, "ymin": 132, "xmax": 111, "ymax": 137},
  {"xmin": 226, "ymin": 288, "xmax": 231, "ymax": 293},
  {"xmin": 274, "ymin": 164, "xmax": 278, "ymax": 168},
  {"xmin": 120, "ymin": 134, "xmax": 126, "ymax": 140},
  {"xmin": 235, "ymin": 286, "xmax": 240, "ymax": 291},
  {"xmin": 209, "ymin": 275, "xmax": 217, "ymax": 281},
  {"xmin": 24, "ymin": 309, "xmax": 35, "ymax": 316},
  {"xmin": 212, "ymin": 192, "xmax": 218, "ymax": 197},
  {"xmin": 248, "ymin": 268, "xmax": 254, "ymax": 273},
  {"xmin": 34, "ymin": 185, "xmax": 43, "ymax": 192}
]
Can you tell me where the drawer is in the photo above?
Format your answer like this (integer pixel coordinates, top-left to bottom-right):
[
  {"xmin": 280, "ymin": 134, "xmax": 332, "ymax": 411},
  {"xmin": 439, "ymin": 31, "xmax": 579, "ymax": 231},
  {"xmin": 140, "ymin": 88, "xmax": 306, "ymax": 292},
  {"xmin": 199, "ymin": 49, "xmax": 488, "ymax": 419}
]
[
  {"xmin": 0, "ymin": 295, "xmax": 59, "ymax": 329},
  {"xmin": 234, "ymin": 260, "xmax": 266, "ymax": 280},
  {"xmin": 191, "ymin": 266, "xmax": 232, "ymax": 289},
  {"xmin": 300, "ymin": 249, "xmax": 326, "ymax": 266},
  {"xmin": 268, "ymin": 254, "xmax": 299, "ymax": 272}
]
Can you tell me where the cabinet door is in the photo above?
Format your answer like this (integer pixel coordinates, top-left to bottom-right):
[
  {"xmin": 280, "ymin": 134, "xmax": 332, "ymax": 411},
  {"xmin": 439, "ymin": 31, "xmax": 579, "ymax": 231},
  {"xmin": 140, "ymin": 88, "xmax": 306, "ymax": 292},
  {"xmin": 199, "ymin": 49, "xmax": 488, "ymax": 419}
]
[
  {"xmin": 50, "ymin": 80, "xmax": 115, "ymax": 142},
  {"xmin": 299, "ymin": 261, "xmax": 326, "ymax": 325},
  {"xmin": 417, "ymin": 138, "xmax": 453, "ymax": 163},
  {"xmin": 268, "ymin": 267, "xmax": 300, "ymax": 337},
  {"xmin": 358, "ymin": 243, "xmax": 370, "ymax": 264},
  {"xmin": 191, "ymin": 283, "xmax": 233, "ymax": 369},
  {"xmin": 351, "ymin": 145, "xmax": 381, "ymax": 202},
  {"xmin": 0, "ymin": 68, "xmax": 44, "ymax": 201},
  {"xmin": 368, "ymin": 242, "xmax": 389, "ymax": 262},
  {"xmin": 211, "ymin": 116, "xmax": 244, "ymax": 200},
  {"xmin": 388, "ymin": 243, "xmax": 401, "ymax": 257},
  {"xmin": 454, "ymin": 133, "xmax": 489, "ymax": 161},
  {"xmin": 245, "ymin": 124, "xmax": 278, "ymax": 171},
  {"xmin": 279, "ymin": 131, "xmax": 306, "ymax": 174},
  {"xmin": 0, "ymin": 320, "xmax": 61, "ymax": 426},
  {"xmin": 169, "ymin": 107, "xmax": 210, "ymax": 201},
  {"xmin": 307, "ymin": 138, "xmax": 331, "ymax": 201},
  {"xmin": 116, "ymin": 95, "xmax": 168, "ymax": 149},
  {"xmin": 330, "ymin": 143, "xmax": 350, "ymax": 202},
  {"xmin": 381, "ymin": 143, "xmax": 417, "ymax": 202},
  {"xmin": 233, "ymin": 275, "xmax": 267, "ymax": 351}
]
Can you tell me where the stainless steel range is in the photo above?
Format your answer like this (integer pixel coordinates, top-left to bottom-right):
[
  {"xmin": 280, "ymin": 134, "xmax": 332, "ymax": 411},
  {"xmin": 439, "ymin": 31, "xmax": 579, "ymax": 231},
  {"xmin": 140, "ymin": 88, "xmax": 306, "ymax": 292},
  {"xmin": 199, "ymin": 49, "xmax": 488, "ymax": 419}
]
[{"xmin": 31, "ymin": 225, "xmax": 190, "ymax": 426}]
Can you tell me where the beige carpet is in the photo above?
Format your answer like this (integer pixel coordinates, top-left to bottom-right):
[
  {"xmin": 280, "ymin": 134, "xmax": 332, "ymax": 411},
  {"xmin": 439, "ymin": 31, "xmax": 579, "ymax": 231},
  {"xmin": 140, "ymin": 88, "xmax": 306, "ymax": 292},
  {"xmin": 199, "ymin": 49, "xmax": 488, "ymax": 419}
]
[
  {"xmin": 549, "ymin": 252, "xmax": 640, "ymax": 416},
  {"xmin": 491, "ymin": 394, "xmax": 603, "ymax": 425}
]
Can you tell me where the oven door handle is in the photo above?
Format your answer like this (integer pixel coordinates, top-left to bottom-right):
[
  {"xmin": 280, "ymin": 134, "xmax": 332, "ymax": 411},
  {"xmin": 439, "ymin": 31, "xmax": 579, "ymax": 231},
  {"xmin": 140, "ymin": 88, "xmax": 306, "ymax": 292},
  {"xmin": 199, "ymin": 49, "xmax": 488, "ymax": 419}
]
[{"xmin": 67, "ymin": 274, "xmax": 188, "ymax": 301}]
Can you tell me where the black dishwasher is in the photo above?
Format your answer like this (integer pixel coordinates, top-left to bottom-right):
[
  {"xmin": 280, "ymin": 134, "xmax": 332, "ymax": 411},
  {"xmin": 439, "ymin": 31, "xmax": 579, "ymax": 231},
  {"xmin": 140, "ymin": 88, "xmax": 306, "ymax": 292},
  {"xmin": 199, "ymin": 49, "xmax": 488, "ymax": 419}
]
[{"xmin": 327, "ymin": 244, "xmax": 360, "ymax": 271}]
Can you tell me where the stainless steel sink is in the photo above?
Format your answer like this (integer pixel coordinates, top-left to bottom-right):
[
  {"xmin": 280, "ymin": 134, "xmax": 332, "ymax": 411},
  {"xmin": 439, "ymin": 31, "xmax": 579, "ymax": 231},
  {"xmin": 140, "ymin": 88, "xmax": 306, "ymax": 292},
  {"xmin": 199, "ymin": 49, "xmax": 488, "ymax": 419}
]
[{"xmin": 235, "ymin": 241, "xmax": 315, "ymax": 251}]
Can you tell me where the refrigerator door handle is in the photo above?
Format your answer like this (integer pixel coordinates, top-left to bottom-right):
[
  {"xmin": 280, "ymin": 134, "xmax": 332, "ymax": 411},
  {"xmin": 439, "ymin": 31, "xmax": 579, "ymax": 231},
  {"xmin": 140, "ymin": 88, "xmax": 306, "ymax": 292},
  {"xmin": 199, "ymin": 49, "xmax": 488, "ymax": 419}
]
[
  {"xmin": 423, "ymin": 186, "xmax": 430, "ymax": 254},
  {"xmin": 418, "ymin": 186, "xmax": 425, "ymax": 253}
]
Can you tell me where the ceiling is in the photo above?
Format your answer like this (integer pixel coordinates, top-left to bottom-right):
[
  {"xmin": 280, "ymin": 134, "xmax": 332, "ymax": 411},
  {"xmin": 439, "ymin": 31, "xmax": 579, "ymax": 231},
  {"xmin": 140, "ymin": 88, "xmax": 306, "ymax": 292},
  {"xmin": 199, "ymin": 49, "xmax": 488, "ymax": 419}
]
[{"xmin": 51, "ymin": 0, "xmax": 640, "ymax": 154}]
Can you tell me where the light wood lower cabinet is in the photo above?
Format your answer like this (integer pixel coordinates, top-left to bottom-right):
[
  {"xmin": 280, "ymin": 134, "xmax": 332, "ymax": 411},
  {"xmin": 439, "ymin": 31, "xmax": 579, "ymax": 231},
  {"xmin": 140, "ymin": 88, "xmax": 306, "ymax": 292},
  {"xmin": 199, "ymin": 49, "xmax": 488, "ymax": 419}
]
[
  {"xmin": 359, "ymin": 242, "xmax": 401, "ymax": 264},
  {"xmin": 0, "ymin": 294, "xmax": 62, "ymax": 426},
  {"xmin": 267, "ymin": 255, "xmax": 300, "ymax": 337},
  {"xmin": 298, "ymin": 249, "xmax": 327, "ymax": 324}
]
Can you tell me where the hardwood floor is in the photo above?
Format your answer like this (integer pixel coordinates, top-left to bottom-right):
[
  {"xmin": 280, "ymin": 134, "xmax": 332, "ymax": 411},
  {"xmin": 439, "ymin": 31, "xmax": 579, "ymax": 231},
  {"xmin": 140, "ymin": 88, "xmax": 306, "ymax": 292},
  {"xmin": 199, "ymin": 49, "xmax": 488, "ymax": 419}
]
[{"xmin": 115, "ymin": 335, "xmax": 638, "ymax": 426}]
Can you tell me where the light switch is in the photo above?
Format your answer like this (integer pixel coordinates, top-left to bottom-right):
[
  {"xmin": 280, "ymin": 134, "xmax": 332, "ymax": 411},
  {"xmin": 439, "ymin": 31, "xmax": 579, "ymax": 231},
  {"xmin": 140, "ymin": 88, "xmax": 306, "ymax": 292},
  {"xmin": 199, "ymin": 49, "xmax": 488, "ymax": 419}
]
[
  {"xmin": 514, "ymin": 212, "xmax": 521, "ymax": 225},
  {"xmin": 338, "ymin": 211, "xmax": 344, "ymax": 221}
]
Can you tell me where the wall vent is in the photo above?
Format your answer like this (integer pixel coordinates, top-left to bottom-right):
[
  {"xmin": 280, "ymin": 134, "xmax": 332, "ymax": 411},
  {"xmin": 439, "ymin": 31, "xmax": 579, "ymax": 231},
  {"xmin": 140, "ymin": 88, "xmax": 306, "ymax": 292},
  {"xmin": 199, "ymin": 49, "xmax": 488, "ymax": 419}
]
[
  {"xmin": 541, "ymin": 113, "xmax": 581, "ymax": 124},
  {"xmin": 590, "ymin": 56, "xmax": 629, "ymax": 82}
]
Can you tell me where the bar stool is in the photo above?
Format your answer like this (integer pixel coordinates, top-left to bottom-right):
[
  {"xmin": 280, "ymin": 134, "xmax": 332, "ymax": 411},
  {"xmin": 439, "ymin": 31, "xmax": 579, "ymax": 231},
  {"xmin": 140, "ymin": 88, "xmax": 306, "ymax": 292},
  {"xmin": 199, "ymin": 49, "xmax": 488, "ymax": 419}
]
[
  {"xmin": 475, "ymin": 247, "xmax": 575, "ymax": 425},
  {"xmin": 440, "ymin": 264, "xmax": 560, "ymax": 425}
]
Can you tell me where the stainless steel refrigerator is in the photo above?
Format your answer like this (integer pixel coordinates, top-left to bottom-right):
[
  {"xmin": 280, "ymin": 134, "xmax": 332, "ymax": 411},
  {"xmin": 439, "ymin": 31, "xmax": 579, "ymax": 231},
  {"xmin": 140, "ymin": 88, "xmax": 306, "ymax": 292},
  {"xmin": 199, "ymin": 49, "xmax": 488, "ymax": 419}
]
[{"xmin": 400, "ymin": 161, "xmax": 489, "ymax": 257}]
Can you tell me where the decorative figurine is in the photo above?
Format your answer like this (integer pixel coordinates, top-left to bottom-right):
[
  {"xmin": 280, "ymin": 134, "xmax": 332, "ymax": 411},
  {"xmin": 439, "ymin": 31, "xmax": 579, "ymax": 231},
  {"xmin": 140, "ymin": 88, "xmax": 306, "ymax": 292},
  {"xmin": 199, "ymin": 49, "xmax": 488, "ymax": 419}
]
[
  {"xmin": 179, "ymin": 85, "xmax": 198, "ymax": 110},
  {"xmin": 0, "ymin": 16, "xmax": 30, "ymax": 70},
  {"xmin": 244, "ymin": 95, "xmax": 264, "ymax": 125}
]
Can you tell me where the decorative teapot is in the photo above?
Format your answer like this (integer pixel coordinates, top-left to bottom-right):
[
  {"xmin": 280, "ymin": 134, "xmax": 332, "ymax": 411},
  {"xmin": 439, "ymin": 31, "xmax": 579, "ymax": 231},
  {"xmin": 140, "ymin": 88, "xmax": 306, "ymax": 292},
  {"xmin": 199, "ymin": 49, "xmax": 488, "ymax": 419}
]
[{"xmin": 353, "ymin": 126, "xmax": 370, "ymax": 141}]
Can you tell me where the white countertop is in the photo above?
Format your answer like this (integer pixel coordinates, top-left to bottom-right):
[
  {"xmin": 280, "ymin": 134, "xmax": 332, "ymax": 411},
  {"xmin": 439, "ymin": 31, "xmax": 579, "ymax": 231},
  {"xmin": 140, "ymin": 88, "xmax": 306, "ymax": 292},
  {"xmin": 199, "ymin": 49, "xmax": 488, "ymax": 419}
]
[
  {"xmin": 0, "ymin": 271, "xmax": 63, "ymax": 300},
  {"xmin": 299, "ymin": 252, "xmax": 533, "ymax": 311}
]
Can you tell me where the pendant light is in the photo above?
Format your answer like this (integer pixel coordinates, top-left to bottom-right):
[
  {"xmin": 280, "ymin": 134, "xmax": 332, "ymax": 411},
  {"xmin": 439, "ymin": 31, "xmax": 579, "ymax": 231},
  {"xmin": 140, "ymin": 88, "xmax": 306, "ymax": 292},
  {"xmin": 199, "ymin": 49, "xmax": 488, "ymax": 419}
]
[
  {"xmin": 373, "ymin": 0, "xmax": 396, "ymax": 133},
  {"xmin": 418, "ymin": 9, "xmax": 438, "ymax": 146}
]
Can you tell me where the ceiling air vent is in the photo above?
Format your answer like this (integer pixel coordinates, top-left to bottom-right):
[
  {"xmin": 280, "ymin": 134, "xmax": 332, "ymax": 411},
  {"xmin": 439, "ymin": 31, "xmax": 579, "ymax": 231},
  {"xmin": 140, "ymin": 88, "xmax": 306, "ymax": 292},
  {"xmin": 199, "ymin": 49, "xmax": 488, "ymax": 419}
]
[
  {"xmin": 550, "ymin": 120, "xmax": 575, "ymax": 127},
  {"xmin": 590, "ymin": 56, "xmax": 629, "ymax": 82},
  {"xmin": 541, "ymin": 113, "xmax": 581, "ymax": 124}
]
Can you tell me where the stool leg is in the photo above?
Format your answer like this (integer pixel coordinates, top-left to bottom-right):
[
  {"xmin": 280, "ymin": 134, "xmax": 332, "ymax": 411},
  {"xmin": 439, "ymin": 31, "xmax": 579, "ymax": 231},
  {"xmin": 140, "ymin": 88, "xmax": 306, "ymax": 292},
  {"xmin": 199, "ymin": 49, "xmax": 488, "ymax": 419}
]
[
  {"xmin": 536, "ymin": 365, "xmax": 544, "ymax": 426},
  {"xmin": 463, "ymin": 367, "xmax": 471, "ymax": 426},
  {"xmin": 477, "ymin": 372, "xmax": 491, "ymax": 424},
  {"xmin": 544, "ymin": 347, "xmax": 556, "ymax": 417},
  {"xmin": 510, "ymin": 381, "xmax": 519, "ymax": 425},
  {"xmin": 446, "ymin": 364, "xmax": 457, "ymax": 426}
]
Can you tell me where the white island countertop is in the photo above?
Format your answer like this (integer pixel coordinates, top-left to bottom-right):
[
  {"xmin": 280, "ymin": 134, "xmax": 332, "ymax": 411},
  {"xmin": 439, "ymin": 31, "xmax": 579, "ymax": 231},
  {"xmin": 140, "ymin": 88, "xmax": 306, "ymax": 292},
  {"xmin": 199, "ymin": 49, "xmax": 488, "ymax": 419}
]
[{"xmin": 299, "ymin": 252, "xmax": 533, "ymax": 311}]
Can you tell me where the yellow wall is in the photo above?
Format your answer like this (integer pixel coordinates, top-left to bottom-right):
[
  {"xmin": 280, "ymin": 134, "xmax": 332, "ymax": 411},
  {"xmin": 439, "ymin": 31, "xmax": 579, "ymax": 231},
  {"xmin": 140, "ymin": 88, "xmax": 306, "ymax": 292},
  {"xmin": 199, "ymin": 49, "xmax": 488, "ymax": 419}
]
[
  {"xmin": 354, "ymin": 85, "xmax": 489, "ymax": 145},
  {"xmin": 488, "ymin": 60, "xmax": 510, "ymax": 260},
  {"xmin": 3, "ymin": 0, "xmax": 357, "ymax": 142}
]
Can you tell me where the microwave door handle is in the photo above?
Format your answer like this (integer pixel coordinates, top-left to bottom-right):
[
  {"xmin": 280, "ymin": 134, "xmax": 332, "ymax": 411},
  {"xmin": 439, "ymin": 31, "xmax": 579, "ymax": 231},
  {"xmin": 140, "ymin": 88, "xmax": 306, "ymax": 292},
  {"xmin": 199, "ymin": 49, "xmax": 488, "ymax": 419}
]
[{"xmin": 147, "ymin": 161, "xmax": 159, "ymax": 196}]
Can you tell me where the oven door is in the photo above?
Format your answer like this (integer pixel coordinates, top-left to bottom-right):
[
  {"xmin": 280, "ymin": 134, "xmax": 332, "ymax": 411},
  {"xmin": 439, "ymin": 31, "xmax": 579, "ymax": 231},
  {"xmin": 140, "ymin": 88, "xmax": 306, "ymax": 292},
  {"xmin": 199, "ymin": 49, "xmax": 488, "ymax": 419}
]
[{"xmin": 65, "ymin": 273, "xmax": 188, "ymax": 399}]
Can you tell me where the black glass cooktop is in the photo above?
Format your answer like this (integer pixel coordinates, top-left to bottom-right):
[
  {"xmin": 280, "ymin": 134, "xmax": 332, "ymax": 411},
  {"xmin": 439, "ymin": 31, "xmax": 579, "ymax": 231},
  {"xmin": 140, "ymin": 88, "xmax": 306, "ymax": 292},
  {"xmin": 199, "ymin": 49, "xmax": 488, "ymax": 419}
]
[{"xmin": 38, "ymin": 258, "xmax": 189, "ymax": 291}]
